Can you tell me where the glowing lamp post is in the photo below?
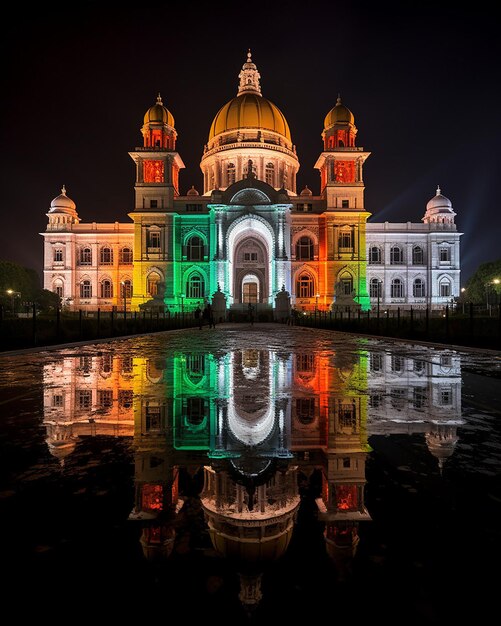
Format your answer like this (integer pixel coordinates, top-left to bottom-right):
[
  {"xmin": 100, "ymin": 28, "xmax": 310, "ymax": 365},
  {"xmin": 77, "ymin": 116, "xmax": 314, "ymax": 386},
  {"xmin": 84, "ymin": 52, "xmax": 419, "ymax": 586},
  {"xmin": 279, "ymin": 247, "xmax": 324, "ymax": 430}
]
[
  {"xmin": 120, "ymin": 281, "xmax": 127, "ymax": 324},
  {"xmin": 377, "ymin": 280, "xmax": 382, "ymax": 319},
  {"xmin": 6, "ymin": 289, "xmax": 20, "ymax": 317},
  {"xmin": 486, "ymin": 278, "xmax": 500, "ymax": 315}
]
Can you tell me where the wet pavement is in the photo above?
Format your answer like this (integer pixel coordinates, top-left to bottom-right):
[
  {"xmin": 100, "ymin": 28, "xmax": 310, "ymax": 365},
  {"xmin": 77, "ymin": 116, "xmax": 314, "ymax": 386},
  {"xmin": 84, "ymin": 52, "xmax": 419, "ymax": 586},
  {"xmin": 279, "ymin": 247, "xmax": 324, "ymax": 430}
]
[{"xmin": 1, "ymin": 324, "xmax": 500, "ymax": 624}]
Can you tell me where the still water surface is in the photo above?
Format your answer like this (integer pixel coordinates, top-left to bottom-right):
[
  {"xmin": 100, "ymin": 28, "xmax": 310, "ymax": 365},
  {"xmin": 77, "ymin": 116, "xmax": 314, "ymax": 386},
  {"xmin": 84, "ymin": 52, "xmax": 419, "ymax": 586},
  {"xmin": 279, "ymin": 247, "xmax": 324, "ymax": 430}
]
[{"xmin": 1, "ymin": 326, "xmax": 500, "ymax": 623}]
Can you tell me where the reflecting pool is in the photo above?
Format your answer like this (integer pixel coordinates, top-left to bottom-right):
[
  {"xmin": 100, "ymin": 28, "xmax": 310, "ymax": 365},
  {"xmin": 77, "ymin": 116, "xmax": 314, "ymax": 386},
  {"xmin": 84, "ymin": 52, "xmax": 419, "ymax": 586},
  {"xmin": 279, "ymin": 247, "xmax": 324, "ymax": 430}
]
[{"xmin": 1, "ymin": 326, "xmax": 500, "ymax": 623}]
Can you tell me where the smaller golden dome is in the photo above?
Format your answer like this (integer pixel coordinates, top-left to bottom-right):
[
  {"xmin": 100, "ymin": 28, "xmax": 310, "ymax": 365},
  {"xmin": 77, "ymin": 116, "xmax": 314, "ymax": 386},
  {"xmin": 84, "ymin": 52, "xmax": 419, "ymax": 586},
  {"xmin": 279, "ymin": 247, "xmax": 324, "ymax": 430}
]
[
  {"xmin": 144, "ymin": 93, "xmax": 175, "ymax": 128},
  {"xmin": 324, "ymin": 96, "xmax": 355, "ymax": 130}
]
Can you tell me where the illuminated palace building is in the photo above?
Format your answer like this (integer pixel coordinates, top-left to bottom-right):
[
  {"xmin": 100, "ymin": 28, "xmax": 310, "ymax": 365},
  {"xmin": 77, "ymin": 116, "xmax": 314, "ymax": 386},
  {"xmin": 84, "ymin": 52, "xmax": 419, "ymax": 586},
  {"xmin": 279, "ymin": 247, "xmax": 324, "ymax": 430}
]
[
  {"xmin": 43, "ymin": 345, "xmax": 463, "ymax": 605},
  {"xmin": 42, "ymin": 53, "xmax": 461, "ymax": 314}
]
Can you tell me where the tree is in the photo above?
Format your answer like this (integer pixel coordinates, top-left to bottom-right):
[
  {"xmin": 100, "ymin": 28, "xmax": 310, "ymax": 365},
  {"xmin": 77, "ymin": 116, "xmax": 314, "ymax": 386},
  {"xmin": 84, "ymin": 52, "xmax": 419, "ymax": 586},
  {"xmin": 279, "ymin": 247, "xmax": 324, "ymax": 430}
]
[
  {"xmin": 463, "ymin": 259, "xmax": 501, "ymax": 305},
  {"xmin": 0, "ymin": 260, "xmax": 60, "ymax": 314}
]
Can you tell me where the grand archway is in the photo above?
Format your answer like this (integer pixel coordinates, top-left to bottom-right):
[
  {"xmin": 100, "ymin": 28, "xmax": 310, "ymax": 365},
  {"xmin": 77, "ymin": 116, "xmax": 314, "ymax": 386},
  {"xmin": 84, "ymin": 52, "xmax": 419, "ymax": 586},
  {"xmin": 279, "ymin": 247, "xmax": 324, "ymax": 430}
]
[{"xmin": 227, "ymin": 216, "xmax": 274, "ymax": 305}]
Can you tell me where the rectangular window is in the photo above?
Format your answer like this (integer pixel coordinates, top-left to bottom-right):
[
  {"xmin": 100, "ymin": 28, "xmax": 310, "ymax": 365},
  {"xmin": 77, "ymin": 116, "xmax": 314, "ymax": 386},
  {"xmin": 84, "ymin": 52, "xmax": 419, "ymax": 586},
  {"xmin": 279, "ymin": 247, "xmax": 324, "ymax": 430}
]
[
  {"xmin": 440, "ymin": 388, "xmax": 452, "ymax": 405},
  {"xmin": 146, "ymin": 404, "xmax": 163, "ymax": 431},
  {"xmin": 119, "ymin": 390, "xmax": 133, "ymax": 408},
  {"xmin": 412, "ymin": 387, "xmax": 426, "ymax": 408},
  {"xmin": 339, "ymin": 403, "xmax": 356, "ymax": 430},
  {"xmin": 342, "ymin": 458, "xmax": 351, "ymax": 468},
  {"xmin": 440, "ymin": 247, "xmax": 451, "ymax": 262},
  {"xmin": 98, "ymin": 389, "xmax": 113, "ymax": 408},
  {"xmin": 391, "ymin": 355, "xmax": 404, "ymax": 372},
  {"xmin": 296, "ymin": 203, "xmax": 312, "ymax": 212},
  {"xmin": 52, "ymin": 394, "xmax": 63, "ymax": 407},
  {"xmin": 148, "ymin": 231, "xmax": 160, "ymax": 249},
  {"xmin": 369, "ymin": 393, "xmax": 383, "ymax": 408},
  {"xmin": 296, "ymin": 353, "xmax": 315, "ymax": 372},
  {"xmin": 440, "ymin": 283, "xmax": 451, "ymax": 297},
  {"xmin": 76, "ymin": 390, "xmax": 92, "ymax": 409},
  {"xmin": 55, "ymin": 285, "xmax": 63, "ymax": 298},
  {"xmin": 150, "ymin": 200, "xmax": 158, "ymax": 208},
  {"xmin": 339, "ymin": 232, "xmax": 352, "ymax": 249},
  {"xmin": 341, "ymin": 200, "xmax": 349, "ymax": 208},
  {"xmin": 54, "ymin": 249, "xmax": 63, "ymax": 262},
  {"xmin": 186, "ymin": 204, "xmax": 203, "ymax": 212},
  {"xmin": 391, "ymin": 388, "xmax": 406, "ymax": 410},
  {"xmin": 370, "ymin": 353, "xmax": 383, "ymax": 372},
  {"xmin": 121, "ymin": 356, "xmax": 133, "ymax": 374}
]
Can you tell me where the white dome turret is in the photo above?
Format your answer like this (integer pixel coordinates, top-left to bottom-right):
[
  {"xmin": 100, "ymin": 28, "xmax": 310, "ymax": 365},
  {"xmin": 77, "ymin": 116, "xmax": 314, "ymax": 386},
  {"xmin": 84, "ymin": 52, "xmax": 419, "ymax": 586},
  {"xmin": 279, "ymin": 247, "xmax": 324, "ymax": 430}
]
[
  {"xmin": 46, "ymin": 185, "xmax": 80, "ymax": 230},
  {"xmin": 423, "ymin": 186, "xmax": 456, "ymax": 225}
]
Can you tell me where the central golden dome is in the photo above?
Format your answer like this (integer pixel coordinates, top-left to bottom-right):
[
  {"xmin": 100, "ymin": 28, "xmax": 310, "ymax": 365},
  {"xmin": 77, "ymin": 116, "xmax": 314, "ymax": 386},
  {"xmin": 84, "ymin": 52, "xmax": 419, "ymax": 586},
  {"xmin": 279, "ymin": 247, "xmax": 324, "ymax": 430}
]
[{"xmin": 209, "ymin": 93, "xmax": 291, "ymax": 141}]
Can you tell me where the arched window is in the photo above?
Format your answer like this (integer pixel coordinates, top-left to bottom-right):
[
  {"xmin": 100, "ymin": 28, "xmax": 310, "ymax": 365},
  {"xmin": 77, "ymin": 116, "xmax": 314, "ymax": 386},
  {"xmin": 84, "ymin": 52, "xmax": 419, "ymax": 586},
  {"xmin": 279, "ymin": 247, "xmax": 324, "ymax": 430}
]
[
  {"xmin": 412, "ymin": 246, "xmax": 424, "ymax": 265},
  {"xmin": 80, "ymin": 280, "xmax": 92, "ymax": 298},
  {"xmin": 296, "ymin": 236, "xmax": 314, "ymax": 260},
  {"xmin": 186, "ymin": 273, "xmax": 204, "ymax": 299},
  {"xmin": 120, "ymin": 280, "xmax": 132, "ymax": 299},
  {"xmin": 120, "ymin": 247, "xmax": 133, "ymax": 264},
  {"xmin": 370, "ymin": 278, "xmax": 382, "ymax": 298},
  {"xmin": 440, "ymin": 280, "xmax": 451, "ymax": 297},
  {"xmin": 100, "ymin": 279, "xmax": 113, "ymax": 298},
  {"xmin": 369, "ymin": 246, "xmax": 381, "ymax": 264},
  {"xmin": 265, "ymin": 162, "xmax": 274, "ymax": 186},
  {"xmin": 187, "ymin": 236, "xmax": 204, "ymax": 261},
  {"xmin": 296, "ymin": 398, "xmax": 316, "ymax": 424},
  {"xmin": 340, "ymin": 275, "xmax": 353, "ymax": 295},
  {"xmin": 53, "ymin": 280, "xmax": 63, "ymax": 298},
  {"xmin": 53, "ymin": 248, "xmax": 63, "ymax": 262},
  {"xmin": 391, "ymin": 278, "xmax": 404, "ymax": 298},
  {"xmin": 296, "ymin": 273, "xmax": 314, "ymax": 298},
  {"xmin": 413, "ymin": 278, "xmax": 425, "ymax": 297},
  {"xmin": 227, "ymin": 163, "xmax": 236, "ymax": 185},
  {"xmin": 147, "ymin": 272, "xmax": 161, "ymax": 296},
  {"xmin": 390, "ymin": 246, "xmax": 403, "ymax": 265},
  {"xmin": 100, "ymin": 247, "xmax": 113, "ymax": 265},
  {"xmin": 79, "ymin": 247, "xmax": 92, "ymax": 265}
]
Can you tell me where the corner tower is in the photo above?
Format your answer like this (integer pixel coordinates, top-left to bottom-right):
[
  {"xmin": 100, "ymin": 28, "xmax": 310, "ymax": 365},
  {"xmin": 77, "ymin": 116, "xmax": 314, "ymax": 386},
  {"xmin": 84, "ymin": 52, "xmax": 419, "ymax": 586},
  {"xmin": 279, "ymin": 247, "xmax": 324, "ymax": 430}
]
[
  {"xmin": 315, "ymin": 97, "xmax": 371, "ymax": 310},
  {"xmin": 201, "ymin": 52, "xmax": 299, "ymax": 195},
  {"xmin": 129, "ymin": 95, "xmax": 185, "ymax": 310}
]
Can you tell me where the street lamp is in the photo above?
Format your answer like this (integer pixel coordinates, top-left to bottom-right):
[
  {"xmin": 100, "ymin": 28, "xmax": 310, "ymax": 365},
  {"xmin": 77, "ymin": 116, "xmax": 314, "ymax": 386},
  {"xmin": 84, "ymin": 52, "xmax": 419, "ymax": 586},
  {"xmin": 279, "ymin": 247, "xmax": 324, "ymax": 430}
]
[
  {"xmin": 6, "ymin": 289, "xmax": 20, "ymax": 317},
  {"xmin": 120, "ymin": 281, "xmax": 127, "ymax": 323},
  {"xmin": 461, "ymin": 287, "xmax": 466, "ymax": 314},
  {"xmin": 486, "ymin": 278, "xmax": 500, "ymax": 315}
]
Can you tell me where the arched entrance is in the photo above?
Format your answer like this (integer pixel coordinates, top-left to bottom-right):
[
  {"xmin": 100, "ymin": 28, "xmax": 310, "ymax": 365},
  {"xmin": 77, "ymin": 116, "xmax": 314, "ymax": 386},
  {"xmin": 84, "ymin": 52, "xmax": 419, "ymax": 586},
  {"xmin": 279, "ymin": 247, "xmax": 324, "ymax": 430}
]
[
  {"xmin": 242, "ymin": 274, "xmax": 259, "ymax": 303},
  {"xmin": 233, "ymin": 237, "xmax": 268, "ymax": 304}
]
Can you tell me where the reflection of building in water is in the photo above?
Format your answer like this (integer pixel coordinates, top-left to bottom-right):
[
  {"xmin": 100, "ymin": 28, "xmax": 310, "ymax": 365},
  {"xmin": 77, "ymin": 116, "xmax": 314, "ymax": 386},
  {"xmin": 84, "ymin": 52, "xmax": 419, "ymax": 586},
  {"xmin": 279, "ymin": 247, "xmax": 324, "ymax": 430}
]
[
  {"xmin": 290, "ymin": 347, "xmax": 371, "ymax": 575},
  {"xmin": 366, "ymin": 349, "xmax": 463, "ymax": 470},
  {"xmin": 41, "ymin": 343, "xmax": 464, "ymax": 603},
  {"xmin": 200, "ymin": 349, "xmax": 299, "ymax": 610},
  {"xmin": 42, "ymin": 353, "xmax": 135, "ymax": 464}
]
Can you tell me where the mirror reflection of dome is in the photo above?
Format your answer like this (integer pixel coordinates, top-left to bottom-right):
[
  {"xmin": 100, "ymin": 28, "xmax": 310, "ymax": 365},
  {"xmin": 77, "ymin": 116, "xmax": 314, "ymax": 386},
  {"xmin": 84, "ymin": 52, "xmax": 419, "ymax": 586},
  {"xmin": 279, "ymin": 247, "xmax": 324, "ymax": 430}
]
[
  {"xmin": 45, "ymin": 422, "xmax": 78, "ymax": 465},
  {"xmin": 425, "ymin": 424, "xmax": 459, "ymax": 471},
  {"xmin": 140, "ymin": 524, "xmax": 176, "ymax": 561},
  {"xmin": 227, "ymin": 402, "xmax": 275, "ymax": 446}
]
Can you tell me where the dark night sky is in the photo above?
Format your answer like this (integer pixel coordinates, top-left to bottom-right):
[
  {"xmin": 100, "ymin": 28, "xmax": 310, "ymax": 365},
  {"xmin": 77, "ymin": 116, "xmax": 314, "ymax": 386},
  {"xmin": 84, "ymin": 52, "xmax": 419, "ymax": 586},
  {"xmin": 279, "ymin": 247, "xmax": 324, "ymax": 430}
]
[{"xmin": 1, "ymin": 1, "xmax": 499, "ymax": 283}]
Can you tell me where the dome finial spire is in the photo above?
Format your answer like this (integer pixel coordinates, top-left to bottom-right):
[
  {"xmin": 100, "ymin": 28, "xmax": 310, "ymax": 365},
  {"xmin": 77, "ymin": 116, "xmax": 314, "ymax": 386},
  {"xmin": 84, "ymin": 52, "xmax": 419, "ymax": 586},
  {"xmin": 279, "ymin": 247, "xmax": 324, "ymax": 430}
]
[
  {"xmin": 156, "ymin": 93, "xmax": 163, "ymax": 105},
  {"xmin": 61, "ymin": 184, "xmax": 67, "ymax": 195},
  {"xmin": 238, "ymin": 50, "xmax": 262, "ymax": 97},
  {"xmin": 337, "ymin": 93, "xmax": 342, "ymax": 105},
  {"xmin": 436, "ymin": 185, "xmax": 441, "ymax": 196}
]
